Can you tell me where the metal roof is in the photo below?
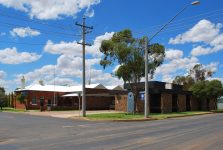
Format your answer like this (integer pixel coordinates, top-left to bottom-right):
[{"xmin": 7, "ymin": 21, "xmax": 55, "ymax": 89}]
[{"xmin": 15, "ymin": 83, "xmax": 124, "ymax": 92}]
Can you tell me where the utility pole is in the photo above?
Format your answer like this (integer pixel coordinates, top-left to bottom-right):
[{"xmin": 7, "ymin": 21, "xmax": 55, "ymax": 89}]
[
  {"xmin": 144, "ymin": 36, "xmax": 149, "ymax": 118},
  {"xmin": 76, "ymin": 16, "xmax": 93, "ymax": 117}
]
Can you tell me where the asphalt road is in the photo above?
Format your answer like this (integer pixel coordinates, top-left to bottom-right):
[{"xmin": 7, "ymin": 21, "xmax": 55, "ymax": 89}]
[{"xmin": 0, "ymin": 112, "xmax": 223, "ymax": 150}]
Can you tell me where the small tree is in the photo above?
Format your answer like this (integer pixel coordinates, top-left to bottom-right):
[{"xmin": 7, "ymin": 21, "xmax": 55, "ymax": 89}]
[
  {"xmin": 100, "ymin": 29, "xmax": 165, "ymax": 111},
  {"xmin": 17, "ymin": 93, "xmax": 28, "ymax": 110},
  {"xmin": 0, "ymin": 87, "xmax": 7, "ymax": 111}
]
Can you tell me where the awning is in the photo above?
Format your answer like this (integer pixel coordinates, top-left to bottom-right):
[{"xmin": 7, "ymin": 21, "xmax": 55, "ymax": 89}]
[{"xmin": 61, "ymin": 93, "xmax": 115, "ymax": 97}]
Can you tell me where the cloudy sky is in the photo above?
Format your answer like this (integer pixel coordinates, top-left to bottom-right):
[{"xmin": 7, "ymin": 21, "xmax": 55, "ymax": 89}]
[{"xmin": 0, "ymin": 0, "xmax": 222, "ymax": 92}]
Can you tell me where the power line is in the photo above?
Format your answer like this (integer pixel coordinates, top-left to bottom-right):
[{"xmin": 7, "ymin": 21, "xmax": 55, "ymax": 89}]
[
  {"xmin": 133, "ymin": 15, "xmax": 223, "ymax": 37},
  {"xmin": 135, "ymin": 9, "xmax": 223, "ymax": 35},
  {"xmin": 0, "ymin": 8, "xmax": 74, "ymax": 32},
  {"xmin": 0, "ymin": 21, "xmax": 80, "ymax": 38}
]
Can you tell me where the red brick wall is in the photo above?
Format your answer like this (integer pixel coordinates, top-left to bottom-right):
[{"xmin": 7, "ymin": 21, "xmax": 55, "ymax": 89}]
[
  {"xmin": 14, "ymin": 91, "xmax": 67, "ymax": 110},
  {"xmin": 178, "ymin": 94, "xmax": 186, "ymax": 112},
  {"xmin": 115, "ymin": 95, "xmax": 127, "ymax": 112},
  {"xmin": 136, "ymin": 100, "xmax": 144, "ymax": 113},
  {"xmin": 161, "ymin": 93, "xmax": 172, "ymax": 113},
  {"xmin": 86, "ymin": 96, "xmax": 114, "ymax": 110}
]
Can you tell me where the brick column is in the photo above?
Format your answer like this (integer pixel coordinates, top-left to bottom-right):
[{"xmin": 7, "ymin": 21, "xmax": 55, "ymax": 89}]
[
  {"xmin": 178, "ymin": 94, "xmax": 186, "ymax": 112},
  {"xmin": 161, "ymin": 93, "xmax": 172, "ymax": 113},
  {"xmin": 115, "ymin": 95, "xmax": 127, "ymax": 112}
]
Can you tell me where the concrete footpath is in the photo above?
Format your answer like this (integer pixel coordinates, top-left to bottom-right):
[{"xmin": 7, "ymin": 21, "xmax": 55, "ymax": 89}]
[{"xmin": 19, "ymin": 110, "xmax": 123, "ymax": 118}]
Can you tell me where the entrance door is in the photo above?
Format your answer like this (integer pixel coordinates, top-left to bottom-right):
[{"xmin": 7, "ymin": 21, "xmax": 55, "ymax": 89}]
[
  {"xmin": 40, "ymin": 97, "xmax": 45, "ymax": 111},
  {"xmin": 172, "ymin": 94, "xmax": 178, "ymax": 112},
  {"xmin": 186, "ymin": 95, "xmax": 191, "ymax": 111}
]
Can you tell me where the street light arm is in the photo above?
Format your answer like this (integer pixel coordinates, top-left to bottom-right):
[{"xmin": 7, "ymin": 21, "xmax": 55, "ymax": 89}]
[
  {"xmin": 144, "ymin": 1, "xmax": 200, "ymax": 118},
  {"xmin": 149, "ymin": 1, "xmax": 199, "ymax": 43}
]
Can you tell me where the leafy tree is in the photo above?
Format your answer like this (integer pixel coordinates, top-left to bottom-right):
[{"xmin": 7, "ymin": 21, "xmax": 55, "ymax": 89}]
[
  {"xmin": 17, "ymin": 93, "xmax": 28, "ymax": 110},
  {"xmin": 0, "ymin": 87, "xmax": 8, "ymax": 111},
  {"xmin": 100, "ymin": 29, "xmax": 165, "ymax": 111},
  {"xmin": 189, "ymin": 64, "xmax": 213, "ymax": 82},
  {"xmin": 205, "ymin": 80, "xmax": 223, "ymax": 109},
  {"xmin": 173, "ymin": 63, "xmax": 214, "ymax": 90},
  {"xmin": 173, "ymin": 75, "xmax": 195, "ymax": 90},
  {"xmin": 190, "ymin": 80, "xmax": 223, "ymax": 110}
]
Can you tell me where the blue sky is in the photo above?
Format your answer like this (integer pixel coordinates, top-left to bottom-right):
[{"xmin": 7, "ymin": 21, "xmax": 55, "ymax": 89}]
[{"xmin": 0, "ymin": 0, "xmax": 223, "ymax": 92}]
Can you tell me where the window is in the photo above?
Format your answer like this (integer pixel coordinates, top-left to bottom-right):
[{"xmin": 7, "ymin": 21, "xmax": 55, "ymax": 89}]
[{"xmin": 32, "ymin": 96, "xmax": 37, "ymax": 105}]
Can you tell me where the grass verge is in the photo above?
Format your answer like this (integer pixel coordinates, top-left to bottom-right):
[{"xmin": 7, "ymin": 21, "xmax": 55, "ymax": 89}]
[
  {"xmin": 210, "ymin": 109, "xmax": 223, "ymax": 113},
  {"xmin": 86, "ymin": 111, "xmax": 212, "ymax": 121},
  {"xmin": 1, "ymin": 107, "xmax": 26, "ymax": 112}
]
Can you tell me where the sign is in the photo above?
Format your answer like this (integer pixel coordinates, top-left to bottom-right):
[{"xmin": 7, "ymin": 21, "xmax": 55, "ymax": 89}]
[
  {"xmin": 139, "ymin": 92, "xmax": 145, "ymax": 101},
  {"xmin": 127, "ymin": 92, "xmax": 134, "ymax": 113}
]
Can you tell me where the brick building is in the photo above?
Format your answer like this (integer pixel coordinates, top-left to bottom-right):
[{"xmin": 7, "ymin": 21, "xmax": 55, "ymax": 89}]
[
  {"xmin": 14, "ymin": 83, "xmax": 125, "ymax": 111},
  {"xmin": 115, "ymin": 81, "xmax": 216, "ymax": 113}
]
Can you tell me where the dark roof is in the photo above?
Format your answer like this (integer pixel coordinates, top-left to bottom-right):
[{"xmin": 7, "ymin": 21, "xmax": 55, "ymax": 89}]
[{"xmin": 124, "ymin": 81, "xmax": 191, "ymax": 95}]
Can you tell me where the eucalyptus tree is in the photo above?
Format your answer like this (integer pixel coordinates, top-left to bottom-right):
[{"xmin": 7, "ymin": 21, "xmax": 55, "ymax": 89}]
[{"xmin": 100, "ymin": 29, "xmax": 165, "ymax": 111}]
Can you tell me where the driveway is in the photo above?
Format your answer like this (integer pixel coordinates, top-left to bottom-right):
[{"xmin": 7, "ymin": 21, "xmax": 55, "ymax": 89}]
[{"xmin": 1, "ymin": 112, "xmax": 223, "ymax": 150}]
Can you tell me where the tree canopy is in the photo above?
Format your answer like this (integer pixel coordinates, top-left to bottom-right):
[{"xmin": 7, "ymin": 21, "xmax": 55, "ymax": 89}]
[
  {"xmin": 100, "ymin": 29, "xmax": 165, "ymax": 84},
  {"xmin": 190, "ymin": 80, "xmax": 223, "ymax": 109},
  {"xmin": 173, "ymin": 64, "xmax": 214, "ymax": 90},
  {"xmin": 0, "ymin": 87, "xmax": 7, "ymax": 110},
  {"xmin": 100, "ymin": 29, "xmax": 165, "ymax": 111}
]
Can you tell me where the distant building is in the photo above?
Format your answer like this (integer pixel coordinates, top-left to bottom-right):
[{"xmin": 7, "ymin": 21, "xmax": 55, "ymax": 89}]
[
  {"xmin": 14, "ymin": 83, "xmax": 126, "ymax": 111},
  {"xmin": 115, "ymin": 81, "xmax": 217, "ymax": 113}
]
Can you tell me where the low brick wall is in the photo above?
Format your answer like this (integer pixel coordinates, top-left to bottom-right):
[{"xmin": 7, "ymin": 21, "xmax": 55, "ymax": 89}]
[
  {"xmin": 178, "ymin": 94, "xmax": 186, "ymax": 112},
  {"xmin": 86, "ymin": 96, "xmax": 114, "ymax": 110},
  {"xmin": 161, "ymin": 93, "xmax": 172, "ymax": 113},
  {"xmin": 115, "ymin": 95, "xmax": 127, "ymax": 112}
]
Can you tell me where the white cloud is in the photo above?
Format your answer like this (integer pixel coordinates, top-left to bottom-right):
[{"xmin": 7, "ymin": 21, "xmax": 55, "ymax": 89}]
[
  {"xmin": 44, "ymin": 32, "xmax": 114, "ymax": 57},
  {"xmin": 89, "ymin": 69, "xmax": 123, "ymax": 86},
  {"xmin": 165, "ymin": 49, "xmax": 183, "ymax": 60},
  {"xmin": 14, "ymin": 53, "xmax": 123, "ymax": 88},
  {"xmin": 0, "ymin": 0, "xmax": 101, "ymax": 20},
  {"xmin": 191, "ymin": 46, "xmax": 212, "ymax": 56},
  {"xmin": 169, "ymin": 19, "xmax": 222, "ymax": 44},
  {"xmin": 56, "ymin": 55, "xmax": 100, "ymax": 77},
  {"xmin": 44, "ymin": 40, "xmax": 82, "ymax": 56},
  {"xmin": 0, "ymin": 47, "xmax": 41, "ymax": 64},
  {"xmin": 85, "ymin": 7, "xmax": 95, "ymax": 18},
  {"xmin": 203, "ymin": 62, "xmax": 219, "ymax": 73},
  {"xmin": 168, "ymin": 19, "xmax": 223, "ymax": 56},
  {"xmin": 155, "ymin": 57, "xmax": 199, "ymax": 82},
  {"xmin": 10, "ymin": 27, "xmax": 40, "ymax": 38},
  {"xmin": 0, "ymin": 70, "xmax": 7, "ymax": 79},
  {"xmin": 190, "ymin": 34, "xmax": 223, "ymax": 56}
]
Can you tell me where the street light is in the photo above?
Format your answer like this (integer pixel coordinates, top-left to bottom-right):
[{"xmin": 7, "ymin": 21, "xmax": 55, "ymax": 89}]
[{"xmin": 144, "ymin": 1, "xmax": 200, "ymax": 118}]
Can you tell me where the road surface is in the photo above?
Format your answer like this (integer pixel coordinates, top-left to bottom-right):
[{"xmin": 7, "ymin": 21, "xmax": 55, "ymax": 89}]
[{"xmin": 0, "ymin": 112, "xmax": 223, "ymax": 150}]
